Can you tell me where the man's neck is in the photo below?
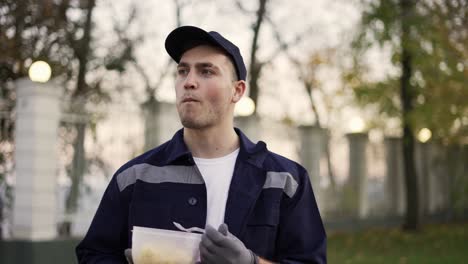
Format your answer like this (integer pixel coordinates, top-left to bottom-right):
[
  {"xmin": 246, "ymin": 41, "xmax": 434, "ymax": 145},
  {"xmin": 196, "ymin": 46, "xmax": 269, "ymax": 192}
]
[{"xmin": 183, "ymin": 125, "xmax": 239, "ymax": 159}]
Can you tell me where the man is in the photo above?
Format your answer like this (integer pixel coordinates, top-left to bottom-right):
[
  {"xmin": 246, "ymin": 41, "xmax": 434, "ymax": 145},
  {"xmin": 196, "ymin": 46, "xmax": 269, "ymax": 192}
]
[{"xmin": 76, "ymin": 26, "xmax": 326, "ymax": 264}]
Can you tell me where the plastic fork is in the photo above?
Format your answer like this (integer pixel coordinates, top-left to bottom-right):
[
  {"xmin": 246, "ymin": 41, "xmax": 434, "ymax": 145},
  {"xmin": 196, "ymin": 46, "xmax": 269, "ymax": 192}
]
[{"xmin": 173, "ymin": 222, "xmax": 205, "ymax": 234}]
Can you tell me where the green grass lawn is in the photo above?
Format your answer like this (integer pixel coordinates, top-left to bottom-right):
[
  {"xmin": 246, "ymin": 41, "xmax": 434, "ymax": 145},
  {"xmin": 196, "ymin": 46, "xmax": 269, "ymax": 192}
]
[{"xmin": 327, "ymin": 222, "xmax": 468, "ymax": 264}]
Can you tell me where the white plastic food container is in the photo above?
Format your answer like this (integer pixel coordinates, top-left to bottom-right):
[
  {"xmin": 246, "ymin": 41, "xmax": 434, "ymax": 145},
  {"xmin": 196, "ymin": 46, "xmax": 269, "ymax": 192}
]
[{"xmin": 132, "ymin": 226, "xmax": 202, "ymax": 264}]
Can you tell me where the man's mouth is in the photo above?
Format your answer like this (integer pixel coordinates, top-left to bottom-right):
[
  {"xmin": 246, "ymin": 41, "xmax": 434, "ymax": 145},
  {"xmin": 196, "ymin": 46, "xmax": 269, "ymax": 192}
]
[{"xmin": 182, "ymin": 97, "xmax": 199, "ymax": 103}]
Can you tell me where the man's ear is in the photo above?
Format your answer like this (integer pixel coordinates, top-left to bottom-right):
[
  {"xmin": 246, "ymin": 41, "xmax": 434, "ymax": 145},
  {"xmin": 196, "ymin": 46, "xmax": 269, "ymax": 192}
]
[{"xmin": 232, "ymin": 80, "xmax": 246, "ymax": 103}]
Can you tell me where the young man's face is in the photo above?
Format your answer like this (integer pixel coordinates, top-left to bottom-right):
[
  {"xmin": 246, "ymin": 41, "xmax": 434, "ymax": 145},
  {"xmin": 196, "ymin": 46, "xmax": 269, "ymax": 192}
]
[{"xmin": 175, "ymin": 45, "xmax": 242, "ymax": 130}]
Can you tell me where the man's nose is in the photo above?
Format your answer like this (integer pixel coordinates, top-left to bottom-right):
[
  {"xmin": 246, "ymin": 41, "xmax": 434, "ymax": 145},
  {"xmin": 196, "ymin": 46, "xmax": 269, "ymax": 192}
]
[{"xmin": 183, "ymin": 71, "xmax": 197, "ymax": 89}]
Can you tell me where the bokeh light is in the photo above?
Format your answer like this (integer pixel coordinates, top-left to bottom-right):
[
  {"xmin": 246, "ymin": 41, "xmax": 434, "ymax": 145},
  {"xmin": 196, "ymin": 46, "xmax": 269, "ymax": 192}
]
[
  {"xmin": 235, "ymin": 97, "xmax": 255, "ymax": 117},
  {"xmin": 28, "ymin": 61, "xmax": 52, "ymax": 83},
  {"xmin": 417, "ymin": 128, "xmax": 432, "ymax": 143}
]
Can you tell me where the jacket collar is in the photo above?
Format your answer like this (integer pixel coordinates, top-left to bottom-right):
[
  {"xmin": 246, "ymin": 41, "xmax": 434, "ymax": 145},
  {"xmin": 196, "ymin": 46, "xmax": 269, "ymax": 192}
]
[
  {"xmin": 164, "ymin": 129, "xmax": 191, "ymax": 164},
  {"xmin": 235, "ymin": 128, "xmax": 268, "ymax": 168},
  {"xmin": 225, "ymin": 128, "xmax": 269, "ymax": 237},
  {"xmin": 163, "ymin": 127, "xmax": 270, "ymax": 237},
  {"xmin": 164, "ymin": 127, "xmax": 268, "ymax": 167}
]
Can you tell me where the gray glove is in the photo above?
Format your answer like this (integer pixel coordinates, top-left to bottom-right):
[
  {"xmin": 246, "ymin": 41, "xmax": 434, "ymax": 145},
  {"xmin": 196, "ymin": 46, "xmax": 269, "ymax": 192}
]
[
  {"xmin": 199, "ymin": 223, "xmax": 257, "ymax": 264},
  {"xmin": 124, "ymin": 248, "xmax": 133, "ymax": 264}
]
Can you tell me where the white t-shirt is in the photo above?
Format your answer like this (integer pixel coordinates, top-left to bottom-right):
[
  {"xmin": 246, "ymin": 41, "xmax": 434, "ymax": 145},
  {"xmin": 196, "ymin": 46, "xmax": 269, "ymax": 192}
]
[{"xmin": 193, "ymin": 148, "xmax": 239, "ymax": 229}]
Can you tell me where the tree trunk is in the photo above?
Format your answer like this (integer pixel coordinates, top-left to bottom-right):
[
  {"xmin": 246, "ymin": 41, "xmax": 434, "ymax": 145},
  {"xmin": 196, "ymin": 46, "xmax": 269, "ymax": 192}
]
[
  {"xmin": 400, "ymin": 0, "xmax": 420, "ymax": 231},
  {"xmin": 305, "ymin": 82, "xmax": 336, "ymax": 189},
  {"xmin": 62, "ymin": 0, "xmax": 95, "ymax": 236},
  {"xmin": 323, "ymin": 137, "xmax": 337, "ymax": 189},
  {"xmin": 13, "ymin": 0, "xmax": 26, "ymax": 75},
  {"xmin": 0, "ymin": 185, "xmax": 3, "ymax": 240},
  {"xmin": 72, "ymin": 0, "xmax": 95, "ymax": 98},
  {"xmin": 248, "ymin": 0, "xmax": 268, "ymax": 113},
  {"xmin": 65, "ymin": 122, "xmax": 86, "ymax": 213}
]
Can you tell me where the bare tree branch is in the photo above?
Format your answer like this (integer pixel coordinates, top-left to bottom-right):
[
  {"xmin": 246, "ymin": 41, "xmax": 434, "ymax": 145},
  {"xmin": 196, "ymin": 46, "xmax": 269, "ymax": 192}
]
[
  {"xmin": 175, "ymin": 0, "xmax": 184, "ymax": 27},
  {"xmin": 265, "ymin": 14, "xmax": 338, "ymax": 189},
  {"xmin": 247, "ymin": 0, "xmax": 269, "ymax": 112},
  {"xmin": 263, "ymin": 15, "xmax": 319, "ymax": 65},
  {"xmin": 131, "ymin": 60, "xmax": 152, "ymax": 95},
  {"xmin": 234, "ymin": 0, "xmax": 255, "ymax": 14}
]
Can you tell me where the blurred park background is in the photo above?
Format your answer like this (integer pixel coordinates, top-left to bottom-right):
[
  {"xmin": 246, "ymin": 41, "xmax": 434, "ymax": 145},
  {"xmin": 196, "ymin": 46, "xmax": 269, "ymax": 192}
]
[{"xmin": 0, "ymin": 0, "xmax": 467, "ymax": 263}]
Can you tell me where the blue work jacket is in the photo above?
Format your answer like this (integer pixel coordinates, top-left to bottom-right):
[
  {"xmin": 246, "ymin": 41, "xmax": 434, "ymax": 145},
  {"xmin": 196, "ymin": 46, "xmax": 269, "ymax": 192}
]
[{"xmin": 76, "ymin": 128, "xmax": 326, "ymax": 263}]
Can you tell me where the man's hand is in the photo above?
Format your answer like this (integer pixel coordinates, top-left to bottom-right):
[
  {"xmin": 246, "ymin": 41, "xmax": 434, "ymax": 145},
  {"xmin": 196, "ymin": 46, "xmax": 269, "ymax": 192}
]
[
  {"xmin": 199, "ymin": 223, "xmax": 257, "ymax": 264},
  {"xmin": 124, "ymin": 248, "xmax": 133, "ymax": 264}
]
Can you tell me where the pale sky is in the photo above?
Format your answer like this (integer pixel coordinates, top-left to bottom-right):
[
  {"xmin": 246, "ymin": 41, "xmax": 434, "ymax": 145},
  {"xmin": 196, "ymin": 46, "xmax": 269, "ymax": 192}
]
[{"xmin": 92, "ymin": 0, "xmax": 369, "ymax": 127}]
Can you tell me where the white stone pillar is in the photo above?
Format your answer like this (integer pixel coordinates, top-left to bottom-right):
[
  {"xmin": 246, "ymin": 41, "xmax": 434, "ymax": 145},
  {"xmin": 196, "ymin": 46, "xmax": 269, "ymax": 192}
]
[
  {"xmin": 13, "ymin": 78, "xmax": 61, "ymax": 240},
  {"xmin": 426, "ymin": 142, "xmax": 449, "ymax": 214},
  {"xmin": 142, "ymin": 100, "xmax": 160, "ymax": 152},
  {"xmin": 298, "ymin": 125, "xmax": 325, "ymax": 191},
  {"xmin": 343, "ymin": 132, "xmax": 369, "ymax": 218},
  {"xmin": 384, "ymin": 137, "xmax": 406, "ymax": 216},
  {"xmin": 298, "ymin": 125, "xmax": 328, "ymax": 216},
  {"xmin": 143, "ymin": 101, "xmax": 180, "ymax": 151},
  {"xmin": 156, "ymin": 101, "xmax": 180, "ymax": 144},
  {"xmin": 234, "ymin": 115, "xmax": 260, "ymax": 143}
]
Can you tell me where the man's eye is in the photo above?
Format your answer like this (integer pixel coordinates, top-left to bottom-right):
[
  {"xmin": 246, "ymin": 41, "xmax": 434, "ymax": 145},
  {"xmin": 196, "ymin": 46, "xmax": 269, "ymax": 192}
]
[
  {"xmin": 177, "ymin": 69, "xmax": 188, "ymax": 75},
  {"xmin": 201, "ymin": 69, "xmax": 213, "ymax": 76}
]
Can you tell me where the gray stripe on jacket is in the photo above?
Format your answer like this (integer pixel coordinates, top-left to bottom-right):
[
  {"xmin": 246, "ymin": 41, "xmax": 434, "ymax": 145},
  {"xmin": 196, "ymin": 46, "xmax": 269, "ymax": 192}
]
[
  {"xmin": 117, "ymin": 163, "xmax": 203, "ymax": 191},
  {"xmin": 117, "ymin": 163, "xmax": 298, "ymax": 197},
  {"xmin": 264, "ymin": 171, "xmax": 298, "ymax": 198}
]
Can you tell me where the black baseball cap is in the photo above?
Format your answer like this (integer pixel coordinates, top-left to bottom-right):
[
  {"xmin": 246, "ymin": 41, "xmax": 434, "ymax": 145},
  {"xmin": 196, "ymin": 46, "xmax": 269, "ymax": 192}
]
[{"xmin": 165, "ymin": 26, "xmax": 247, "ymax": 81}]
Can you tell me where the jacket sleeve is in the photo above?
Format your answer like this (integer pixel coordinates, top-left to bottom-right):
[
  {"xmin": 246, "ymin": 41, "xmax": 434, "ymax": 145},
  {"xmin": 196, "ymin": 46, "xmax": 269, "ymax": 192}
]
[
  {"xmin": 275, "ymin": 168, "xmax": 327, "ymax": 264},
  {"xmin": 76, "ymin": 174, "xmax": 130, "ymax": 263}
]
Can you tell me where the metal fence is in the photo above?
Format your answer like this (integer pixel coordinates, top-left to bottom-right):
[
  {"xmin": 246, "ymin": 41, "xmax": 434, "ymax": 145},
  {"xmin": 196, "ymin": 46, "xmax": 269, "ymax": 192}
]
[{"xmin": 2, "ymin": 98, "xmax": 468, "ymax": 239}]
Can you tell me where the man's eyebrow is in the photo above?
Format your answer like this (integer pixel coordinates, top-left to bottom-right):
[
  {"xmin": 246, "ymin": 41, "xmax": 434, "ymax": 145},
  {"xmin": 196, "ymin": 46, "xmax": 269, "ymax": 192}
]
[
  {"xmin": 177, "ymin": 61, "xmax": 221, "ymax": 71},
  {"xmin": 177, "ymin": 62, "xmax": 189, "ymax": 68},
  {"xmin": 195, "ymin": 62, "xmax": 220, "ymax": 71}
]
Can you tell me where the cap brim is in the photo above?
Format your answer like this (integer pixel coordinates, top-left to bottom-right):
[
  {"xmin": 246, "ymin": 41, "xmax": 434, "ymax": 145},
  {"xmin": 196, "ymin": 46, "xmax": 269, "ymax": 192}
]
[{"xmin": 165, "ymin": 26, "xmax": 218, "ymax": 63}]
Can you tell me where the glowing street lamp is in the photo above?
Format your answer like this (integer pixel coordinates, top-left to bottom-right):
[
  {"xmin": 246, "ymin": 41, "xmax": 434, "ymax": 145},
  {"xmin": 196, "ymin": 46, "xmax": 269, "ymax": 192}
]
[
  {"xmin": 235, "ymin": 97, "xmax": 255, "ymax": 117},
  {"xmin": 417, "ymin": 128, "xmax": 432, "ymax": 143},
  {"xmin": 28, "ymin": 61, "xmax": 52, "ymax": 83}
]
